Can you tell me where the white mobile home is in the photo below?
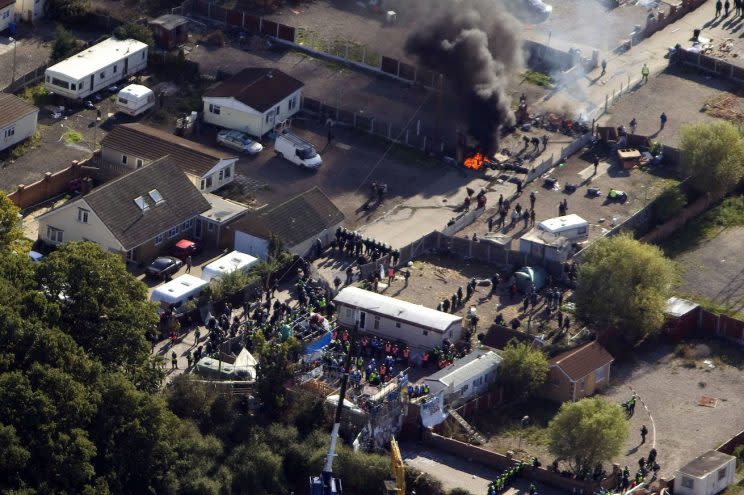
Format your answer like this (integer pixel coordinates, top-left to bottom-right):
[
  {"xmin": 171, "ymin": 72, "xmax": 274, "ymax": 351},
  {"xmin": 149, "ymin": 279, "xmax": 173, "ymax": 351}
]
[
  {"xmin": 537, "ymin": 214, "xmax": 589, "ymax": 242},
  {"xmin": 201, "ymin": 250, "xmax": 259, "ymax": 282},
  {"xmin": 151, "ymin": 274, "xmax": 209, "ymax": 311},
  {"xmin": 424, "ymin": 349, "xmax": 502, "ymax": 405},
  {"xmin": 333, "ymin": 287, "xmax": 462, "ymax": 351},
  {"xmin": 116, "ymin": 84, "xmax": 155, "ymax": 116},
  {"xmin": 674, "ymin": 450, "xmax": 736, "ymax": 495},
  {"xmin": 0, "ymin": 93, "xmax": 39, "ymax": 152},
  {"xmin": 44, "ymin": 37, "xmax": 148, "ymax": 99},
  {"xmin": 202, "ymin": 68, "xmax": 304, "ymax": 138}
]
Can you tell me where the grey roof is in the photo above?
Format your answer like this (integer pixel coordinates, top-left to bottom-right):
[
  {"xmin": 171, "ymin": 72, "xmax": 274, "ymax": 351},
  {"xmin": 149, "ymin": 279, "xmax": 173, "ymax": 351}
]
[
  {"xmin": 678, "ymin": 450, "xmax": 735, "ymax": 478},
  {"xmin": 83, "ymin": 157, "xmax": 210, "ymax": 250},
  {"xmin": 199, "ymin": 192, "xmax": 248, "ymax": 224},
  {"xmin": 0, "ymin": 93, "xmax": 38, "ymax": 129},
  {"xmin": 333, "ymin": 287, "xmax": 462, "ymax": 333},
  {"xmin": 149, "ymin": 14, "xmax": 189, "ymax": 30},
  {"xmin": 203, "ymin": 68, "xmax": 304, "ymax": 113},
  {"xmin": 424, "ymin": 349, "xmax": 501, "ymax": 388},
  {"xmin": 231, "ymin": 187, "xmax": 344, "ymax": 247},
  {"xmin": 665, "ymin": 297, "xmax": 699, "ymax": 318}
]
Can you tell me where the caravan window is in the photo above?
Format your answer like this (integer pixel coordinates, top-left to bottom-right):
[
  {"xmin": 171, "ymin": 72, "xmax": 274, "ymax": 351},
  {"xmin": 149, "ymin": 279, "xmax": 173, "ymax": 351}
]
[
  {"xmin": 99, "ymin": 71, "xmax": 105, "ymax": 79},
  {"xmin": 70, "ymin": 83, "xmax": 76, "ymax": 90},
  {"xmin": 51, "ymin": 77, "xmax": 69, "ymax": 89},
  {"xmin": 113, "ymin": 65, "xmax": 117, "ymax": 73},
  {"xmin": 209, "ymin": 104, "xmax": 220, "ymax": 115},
  {"xmin": 119, "ymin": 97, "xmax": 129, "ymax": 105}
]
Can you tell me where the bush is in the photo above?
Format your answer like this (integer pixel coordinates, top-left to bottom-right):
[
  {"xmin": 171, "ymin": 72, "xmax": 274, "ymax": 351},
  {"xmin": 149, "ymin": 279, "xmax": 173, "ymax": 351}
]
[
  {"xmin": 20, "ymin": 84, "xmax": 53, "ymax": 107},
  {"xmin": 113, "ymin": 22, "xmax": 155, "ymax": 46},
  {"xmin": 51, "ymin": 25, "xmax": 85, "ymax": 62},
  {"xmin": 654, "ymin": 185, "xmax": 687, "ymax": 224},
  {"xmin": 47, "ymin": 0, "xmax": 90, "ymax": 23},
  {"xmin": 9, "ymin": 131, "xmax": 42, "ymax": 160},
  {"xmin": 209, "ymin": 269, "xmax": 259, "ymax": 301}
]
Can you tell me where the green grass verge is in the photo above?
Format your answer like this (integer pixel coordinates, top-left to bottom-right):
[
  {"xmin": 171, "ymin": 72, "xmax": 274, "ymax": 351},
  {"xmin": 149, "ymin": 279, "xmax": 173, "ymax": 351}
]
[
  {"xmin": 521, "ymin": 70, "xmax": 554, "ymax": 88},
  {"xmin": 662, "ymin": 196, "xmax": 744, "ymax": 257},
  {"xmin": 63, "ymin": 130, "xmax": 83, "ymax": 145},
  {"xmin": 9, "ymin": 130, "xmax": 42, "ymax": 160}
]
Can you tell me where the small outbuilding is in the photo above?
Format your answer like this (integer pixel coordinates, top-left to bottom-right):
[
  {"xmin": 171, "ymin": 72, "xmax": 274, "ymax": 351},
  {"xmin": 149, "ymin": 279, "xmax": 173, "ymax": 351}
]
[
  {"xmin": 663, "ymin": 296, "xmax": 700, "ymax": 340},
  {"xmin": 333, "ymin": 286, "xmax": 462, "ymax": 351},
  {"xmin": 546, "ymin": 341, "xmax": 614, "ymax": 402},
  {"xmin": 519, "ymin": 228, "xmax": 571, "ymax": 264},
  {"xmin": 537, "ymin": 214, "xmax": 589, "ymax": 242},
  {"xmin": 675, "ymin": 450, "xmax": 736, "ymax": 495},
  {"xmin": 0, "ymin": 92, "xmax": 38, "ymax": 152},
  {"xmin": 423, "ymin": 348, "xmax": 501, "ymax": 406},
  {"xmin": 149, "ymin": 14, "xmax": 189, "ymax": 50}
]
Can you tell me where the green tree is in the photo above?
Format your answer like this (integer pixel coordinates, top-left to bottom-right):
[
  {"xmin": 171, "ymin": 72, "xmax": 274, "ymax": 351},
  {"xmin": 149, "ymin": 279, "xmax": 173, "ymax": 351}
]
[
  {"xmin": 51, "ymin": 24, "xmax": 84, "ymax": 62},
  {"xmin": 35, "ymin": 242, "xmax": 158, "ymax": 375},
  {"xmin": 47, "ymin": 0, "xmax": 90, "ymax": 22},
  {"xmin": 574, "ymin": 234, "xmax": 679, "ymax": 343},
  {"xmin": 0, "ymin": 193, "xmax": 24, "ymax": 250},
  {"xmin": 113, "ymin": 21, "xmax": 155, "ymax": 46},
  {"xmin": 256, "ymin": 339, "xmax": 299, "ymax": 414},
  {"xmin": 547, "ymin": 397, "xmax": 628, "ymax": 475},
  {"xmin": 679, "ymin": 121, "xmax": 744, "ymax": 198},
  {"xmin": 497, "ymin": 341, "xmax": 549, "ymax": 398}
]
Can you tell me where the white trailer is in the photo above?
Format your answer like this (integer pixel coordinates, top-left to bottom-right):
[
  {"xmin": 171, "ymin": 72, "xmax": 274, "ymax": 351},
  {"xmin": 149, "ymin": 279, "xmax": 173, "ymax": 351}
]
[
  {"xmin": 201, "ymin": 251, "xmax": 259, "ymax": 282},
  {"xmin": 150, "ymin": 274, "xmax": 208, "ymax": 312},
  {"xmin": 115, "ymin": 84, "xmax": 155, "ymax": 116},
  {"xmin": 537, "ymin": 214, "xmax": 589, "ymax": 242},
  {"xmin": 44, "ymin": 37, "xmax": 149, "ymax": 100}
]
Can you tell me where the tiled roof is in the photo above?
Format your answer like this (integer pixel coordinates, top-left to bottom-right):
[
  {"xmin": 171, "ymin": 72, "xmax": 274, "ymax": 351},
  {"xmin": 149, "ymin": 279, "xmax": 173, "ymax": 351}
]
[
  {"xmin": 83, "ymin": 157, "xmax": 211, "ymax": 250},
  {"xmin": 203, "ymin": 68, "xmax": 304, "ymax": 113},
  {"xmin": 549, "ymin": 341, "xmax": 614, "ymax": 381},
  {"xmin": 0, "ymin": 92, "xmax": 38, "ymax": 129},
  {"xmin": 0, "ymin": 0, "xmax": 15, "ymax": 10},
  {"xmin": 231, "ymin": 187, "xmax": 344, "ymax": 247},
  {"xmin": 100, "ymin": 123, "xmax": 235, "ymax": 176}
]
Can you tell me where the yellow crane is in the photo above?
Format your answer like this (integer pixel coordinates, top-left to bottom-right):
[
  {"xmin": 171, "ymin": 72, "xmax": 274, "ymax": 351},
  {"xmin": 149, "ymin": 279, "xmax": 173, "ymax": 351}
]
[{"xmin": 390, "ymin": 437, "xmax": 406, "ymax": 495}]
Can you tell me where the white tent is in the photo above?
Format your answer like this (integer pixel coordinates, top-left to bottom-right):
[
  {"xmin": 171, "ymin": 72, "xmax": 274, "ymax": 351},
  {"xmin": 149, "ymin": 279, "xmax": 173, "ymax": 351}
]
[{"xmin": 201, "ymin": 251, "xmax": 259, "ymax": 282}]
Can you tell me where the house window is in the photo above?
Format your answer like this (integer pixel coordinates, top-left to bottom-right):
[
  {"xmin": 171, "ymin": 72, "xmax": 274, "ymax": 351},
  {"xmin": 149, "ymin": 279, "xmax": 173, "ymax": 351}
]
[
  {"xmin": 136, "ymin": 158, "xmax": 143, "ymax": 168},
  {"xmin": 181, "ymin": 219, "xmax": 193, "ymax": 231},
  {"xmin": 167, "ymin": 226, "xmax": 179, "ymax": 238},
  {"xmin": 4, "ymin": 126, "xmax": 15, "ymax": 138},
  {"xmin": 209, "ymin": 104, "xmax": 221, "ymax": 115},
  {"xmin": 47, "ymin": 226, "xmax": 63, "ymax": 243},
  {"xmin": 595, "ymin": 366, "xmax": 606, "ymax": 383},
  {"xmin": 460, "ymin": 384, "xmax": 469, "ymax": 395},
  {"xmin": 718, "ymin": 467, "xmax": 727, "ymax": 481},
  {"xmin": 288, "ymin": 96, "xmax": 297, "ymax": 111},
  {"xmin": 681, "ymin": 477, "xmax": 693, "ymax": 489},
  {"xmin": 77, "ymin": 208, "xmax": 89, "ymax": 223},
  {"xmin": 218, "ymin": 169, "xmax": 224, "ymax": 181},
  {"xmin": 121, "ymin": 155, "xmax": 128, "ymax": 165},
  {"xmin": 374, "ymin": 315, "xmax": 380, "ymax": 330},
  {"xmin": 200, "ymin": 179, "xmax": 205, "ymax": 190},
  {"xmin": 207, "ymin": 222, "xmax": 214, "ymax": 232},
  {"xmin": 265, "ymin": 112, "xmax": 272, "ymax": 124},
  {"xmin": 345, "ymin": 308, "xmax": 353, "ymax": 318},
  {"xmin": 2, "ymin": 10, "xmax": 9, "ymax": 18},
  {"xmin": 223, "ymin": 166, "xmax": 231, "ymax": 178},
  {"xmin": 205, "ymin": 176, "xmax": 213, "ymax": 189},
  {"xmin": 154, "ymin": 233, "xmax": 164, "ymax": 245}
]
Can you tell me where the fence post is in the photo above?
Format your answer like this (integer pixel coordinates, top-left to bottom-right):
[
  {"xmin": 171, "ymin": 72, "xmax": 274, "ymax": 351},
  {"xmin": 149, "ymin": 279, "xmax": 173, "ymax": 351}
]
[
  {"xmin": 241, "ymin": 11, "xmax": 245, "ymax": 28},
  {"xmin": 345, "ymin": 44, "xmax": 349, "ymax": 60},
  {"xmin": 362, "ymin": 46, "xmax": 366, "ymax": 65},
  {"xmin": 258, "ymin": 17, "xmax": 262, "ymax": 32}
]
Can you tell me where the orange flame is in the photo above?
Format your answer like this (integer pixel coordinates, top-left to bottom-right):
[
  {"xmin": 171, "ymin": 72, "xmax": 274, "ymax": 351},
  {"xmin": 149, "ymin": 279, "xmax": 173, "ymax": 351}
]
[{"xmin": 464, "ymin": 153, "xmax": 486, "ymax": 170}]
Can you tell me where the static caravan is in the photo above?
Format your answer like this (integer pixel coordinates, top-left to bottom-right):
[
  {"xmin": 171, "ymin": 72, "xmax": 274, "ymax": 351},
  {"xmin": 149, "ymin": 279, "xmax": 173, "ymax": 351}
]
[
  {"xmin": 201, "ymin": 250, "xmax": 259, "ymax": 282},
  {"xmin": 116, "ymin": 84, "xmax": 155, "ymax": 116},
  {"xmin": 150, "ymin": 274, "xmax": 208, "ymax": 312},
  {"xmin": 536, "ymin": 214, "xmax": 589, "ymax": 242},
  {"xmin": 44, "ymin": 37, "xmax": 148, "ymax": 100}
]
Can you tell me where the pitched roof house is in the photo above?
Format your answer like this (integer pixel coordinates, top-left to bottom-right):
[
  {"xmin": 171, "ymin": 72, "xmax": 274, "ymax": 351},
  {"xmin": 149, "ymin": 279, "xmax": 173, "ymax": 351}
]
[
  {"xmin": 230, "ymin": 187, "xmax": 344, "ymax": 259},
  {"xmin": 545, "ymin": 341, "xmax": 614, "ymax": 402},
  {"xmin": 0, "ymin": 92, "xmax": 39, "ymax": 153},
  {"xmin": 202, "ymin": 68, "xmax": 304, "ymax": 137},
  {"xmin": 100, "ymin": 123, "xmax": 238, "ymax": 193},
  {"xmin": 37, "ymin": 157, "xmax": 211, "ymax": 264}
]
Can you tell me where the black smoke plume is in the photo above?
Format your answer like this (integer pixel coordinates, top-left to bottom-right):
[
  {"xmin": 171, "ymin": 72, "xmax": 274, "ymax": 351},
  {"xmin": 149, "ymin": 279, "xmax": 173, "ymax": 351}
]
[{"xmin": 405, "ymin": 1, "xmax": 522, "ymax": 155}]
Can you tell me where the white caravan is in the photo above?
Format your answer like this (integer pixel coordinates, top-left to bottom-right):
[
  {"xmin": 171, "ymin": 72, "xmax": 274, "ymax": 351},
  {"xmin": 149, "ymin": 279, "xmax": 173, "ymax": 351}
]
[
  {"xmin": 150, "ymin": 274, "xmax": 208, "ymax": 312},
  {"xmin": 201, "ymin": 251, "xmax": 259, "ymax": 282},
  {"xmin": 115, "ymin": 84, "xmax": 155, "ymax": 116}
]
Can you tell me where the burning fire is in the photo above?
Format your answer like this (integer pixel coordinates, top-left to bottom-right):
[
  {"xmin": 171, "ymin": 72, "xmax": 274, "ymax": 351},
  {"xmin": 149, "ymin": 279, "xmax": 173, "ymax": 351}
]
[{"xmin": 464, "ymin": 153, "xmax": 486, "ymax": 170}]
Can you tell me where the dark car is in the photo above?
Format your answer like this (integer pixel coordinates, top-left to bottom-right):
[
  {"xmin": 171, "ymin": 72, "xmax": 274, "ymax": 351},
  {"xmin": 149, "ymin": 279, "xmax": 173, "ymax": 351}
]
[
  {"xmin": 145, "ymin": 256, "xmax": 183, "ymax": 279},
  {"xmin": 170, "ymin": 239, "xmax": 199, "ymax": 260}
]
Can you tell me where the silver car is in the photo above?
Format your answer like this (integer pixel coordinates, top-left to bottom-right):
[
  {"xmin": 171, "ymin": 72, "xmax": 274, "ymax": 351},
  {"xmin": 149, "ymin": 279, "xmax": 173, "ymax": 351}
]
[{"xmin": 217, "ymin": 129, "xmax": 264, "ymax": 154}]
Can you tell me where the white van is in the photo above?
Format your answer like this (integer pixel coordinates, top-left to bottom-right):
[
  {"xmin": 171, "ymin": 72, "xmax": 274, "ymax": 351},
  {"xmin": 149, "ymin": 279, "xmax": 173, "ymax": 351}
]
[
  {"xmin": 274, "ymin": 132, "xmax": 322, "ymax": 169},
  {"xmin": 201, "ymin": 251, "xmax": 259, "ymax": 282},
  {"xmin": 151, "ymin": 274, "xmax": 209, "ymax": 313},
  {"xmin": 537, "ymin": 214, "xmax": 589, "ymax": 242},
  {"xmin": 116, "ymin": 84, "xmax": 155, "ymax": 116}
]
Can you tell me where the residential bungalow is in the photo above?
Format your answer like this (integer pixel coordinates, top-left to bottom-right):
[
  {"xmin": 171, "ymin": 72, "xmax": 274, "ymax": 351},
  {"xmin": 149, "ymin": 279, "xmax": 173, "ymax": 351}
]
[
  {"xmin": 0, "ymin": 92, "xmax": 39, "ymax": 152},
  {"xmin": 230, "ymin": 187, "xmax": 344, "ymax": 259},
  {"xmin": 100, "ymin": 123, "xmax": 238, "ymax": 193},
  {"xmin": 36, "ymin": 157, "xmax": 210, "ymax": 264},
  {"xmin": 202, "ymin": 68, "xmax": 303, "ymax": 137},
  {"xmin": 545, "ymin": 341, "xmax": 614, "ymax": 402},
  {"xmin": 333, "ymin": 287, "xmax": 462, "ymax": 352},
  {"xmin": 424, "ymin": 348, "xmax": 502, "ymax": 406},
  {"xmin": 675, "ymin": 450, "xmax": 736, "ymax": 495}
]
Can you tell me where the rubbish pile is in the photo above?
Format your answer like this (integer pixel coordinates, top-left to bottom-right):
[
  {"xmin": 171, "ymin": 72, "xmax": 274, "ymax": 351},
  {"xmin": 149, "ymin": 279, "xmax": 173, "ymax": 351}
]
[{"xmin": 702, "ymin": 38, "xmax": 736, "ymax": 59}]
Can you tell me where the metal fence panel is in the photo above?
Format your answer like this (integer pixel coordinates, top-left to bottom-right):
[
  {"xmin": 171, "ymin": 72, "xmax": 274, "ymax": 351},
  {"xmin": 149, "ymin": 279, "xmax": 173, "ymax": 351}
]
[
  {"xmin": 380, "ymin": 56, "xmax": 399, "ymax": 76},
  {"xmin": 277, "ymin": 24, "xmax": 295, "ymax": 42},
  {"xmin": 244, "ymin": 14, "xmax": 260, "ymax": 32},
  {"xmin": 260, "ymin": 20, "xmax": 278, "ymax": 36}
]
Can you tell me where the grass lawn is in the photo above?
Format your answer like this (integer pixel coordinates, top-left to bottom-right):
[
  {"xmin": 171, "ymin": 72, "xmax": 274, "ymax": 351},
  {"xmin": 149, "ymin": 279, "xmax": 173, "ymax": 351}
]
[
  {"xmin": 661, "ymin": 195, "xmax": 744, "ymax": 258},
  {"xmin": 471, "ymin": 398, "xmax": 560, "ymax": 448}
]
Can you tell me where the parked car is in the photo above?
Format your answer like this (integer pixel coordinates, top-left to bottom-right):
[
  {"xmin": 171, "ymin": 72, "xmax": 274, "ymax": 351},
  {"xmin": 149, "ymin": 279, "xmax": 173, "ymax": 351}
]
[
  {"xmin": 146, "ymin": 256, "xmax": 184, "ymax": 279},
  {"xmin": 217, "ymin": 129, "xmax": 263, "ymax": 154},
  {"xmin": 170, "ymin": 239, "xmax": 200, "ymax": 260}
]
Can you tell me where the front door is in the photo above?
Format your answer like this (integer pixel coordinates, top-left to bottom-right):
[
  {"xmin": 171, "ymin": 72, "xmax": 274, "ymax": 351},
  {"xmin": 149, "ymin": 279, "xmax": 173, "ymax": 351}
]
[{"xmin": 358, "ymin": 311, "xmax": 366, "ymax": 329}]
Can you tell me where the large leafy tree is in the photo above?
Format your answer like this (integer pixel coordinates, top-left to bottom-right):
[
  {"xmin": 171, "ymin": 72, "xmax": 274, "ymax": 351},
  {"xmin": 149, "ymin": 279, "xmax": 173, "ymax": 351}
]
[
  {"xmin": 497, "ymin": 341, "xmax": 549, "ymax": 399},
  {"xmin": 547, "ymin": 397, "xmax": 628, "ymax": 475},
  {"xmin": 574, "ymin": 234, "xmax": 678, "ymax": 343},
  {"xmin": 0, "ymin": 193, "xmax": 24, "ymax": 250},
  {"xmin": 679, "ymin": 121, "xmax": 744, "ymax": 198},
  {"xmin": 47, "ymin": 0, "xmax": 90, "ymax": 23},
  {"xmin": 35, "ymin": 242, "xmax": 157, "ymax": 373}
]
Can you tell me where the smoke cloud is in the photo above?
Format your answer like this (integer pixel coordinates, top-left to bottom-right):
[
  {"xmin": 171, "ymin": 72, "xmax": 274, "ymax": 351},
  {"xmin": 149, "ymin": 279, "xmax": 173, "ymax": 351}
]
[{"xmin": 404, "ymin": 0, "xmax": 523, "ymax": 155}]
